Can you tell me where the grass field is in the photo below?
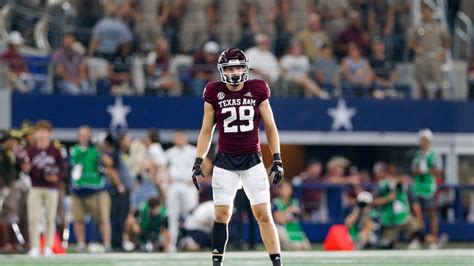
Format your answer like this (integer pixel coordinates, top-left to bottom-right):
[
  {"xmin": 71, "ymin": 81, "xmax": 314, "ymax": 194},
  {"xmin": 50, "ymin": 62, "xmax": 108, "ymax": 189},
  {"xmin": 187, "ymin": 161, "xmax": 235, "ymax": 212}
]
[{"xmin": 1, "ymin": 249, "xmax": 473, "ymax": 266}]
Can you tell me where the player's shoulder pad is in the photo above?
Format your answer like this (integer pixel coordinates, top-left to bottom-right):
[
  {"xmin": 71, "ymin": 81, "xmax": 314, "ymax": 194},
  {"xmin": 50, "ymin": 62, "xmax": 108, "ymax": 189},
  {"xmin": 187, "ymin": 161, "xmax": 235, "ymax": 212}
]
[{"xmin": 247, "ymin": 79, "xmax": 271, "ymax": 100}]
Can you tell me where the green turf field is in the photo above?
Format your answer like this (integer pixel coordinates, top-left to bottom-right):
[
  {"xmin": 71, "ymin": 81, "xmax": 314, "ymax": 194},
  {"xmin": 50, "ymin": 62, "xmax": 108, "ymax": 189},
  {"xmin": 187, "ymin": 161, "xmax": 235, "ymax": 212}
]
[{"xmin": 1, "ymin": 250, "xmax": 473, "ymax": 266}]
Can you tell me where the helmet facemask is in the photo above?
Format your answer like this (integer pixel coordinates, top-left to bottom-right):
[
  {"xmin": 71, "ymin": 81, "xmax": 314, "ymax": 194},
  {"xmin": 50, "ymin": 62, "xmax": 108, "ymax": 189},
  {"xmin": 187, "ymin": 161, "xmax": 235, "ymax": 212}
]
[{"xmin": 218, "ymin": 60, "xmax": 249, "ymax": 85}]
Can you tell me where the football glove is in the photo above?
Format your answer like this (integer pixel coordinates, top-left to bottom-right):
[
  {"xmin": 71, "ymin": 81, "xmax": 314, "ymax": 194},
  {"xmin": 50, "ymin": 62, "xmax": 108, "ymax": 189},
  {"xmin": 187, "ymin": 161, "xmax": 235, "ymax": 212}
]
[
  {"xmin": 191, "ymin": 158, "xmax": 204, "ymax": 191},
  {"xmin": 269, "ymin": 153, "xmax": 284, "ymax": 186}
]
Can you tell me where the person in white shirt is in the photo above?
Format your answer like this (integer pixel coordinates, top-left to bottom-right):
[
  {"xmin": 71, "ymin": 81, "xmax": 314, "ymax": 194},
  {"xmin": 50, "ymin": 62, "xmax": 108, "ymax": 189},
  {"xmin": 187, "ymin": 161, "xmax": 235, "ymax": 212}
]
[
  {"xmin": 164, "ymin": 130, "xmax": 198, "ymax": 252},
  {"xmin": 145, "ymin": 129, "xmax": 166, "ymax": 191},
  {"xmin": 245, "ymin": 33, "xmax": 281, "ymax": 84},
  {"xmin": 280, "ymin": 42, "xmax": 330, "ymax": 99},
  {"xmin": 182, "ymin": 201, "xmax": 215, "ymax": 251}
]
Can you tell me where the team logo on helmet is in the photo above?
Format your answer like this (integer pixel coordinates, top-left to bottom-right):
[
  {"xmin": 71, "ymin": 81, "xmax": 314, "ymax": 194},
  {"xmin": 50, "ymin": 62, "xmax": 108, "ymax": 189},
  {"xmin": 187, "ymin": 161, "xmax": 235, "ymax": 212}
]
[
  {"xmin": 217, "ymin": 92, "xmax": 225, "ymax": 100},
  {"xmin": 217, "ymin": 48, "xmax": 249, "ymax": 85}
]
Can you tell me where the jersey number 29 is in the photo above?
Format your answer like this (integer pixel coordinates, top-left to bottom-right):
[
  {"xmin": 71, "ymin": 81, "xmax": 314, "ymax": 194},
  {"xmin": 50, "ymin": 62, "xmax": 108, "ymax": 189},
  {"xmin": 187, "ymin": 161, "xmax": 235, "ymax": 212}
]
[{"xmin": 222, "ymin": 106, "xmax": 254, "ymax": 133}]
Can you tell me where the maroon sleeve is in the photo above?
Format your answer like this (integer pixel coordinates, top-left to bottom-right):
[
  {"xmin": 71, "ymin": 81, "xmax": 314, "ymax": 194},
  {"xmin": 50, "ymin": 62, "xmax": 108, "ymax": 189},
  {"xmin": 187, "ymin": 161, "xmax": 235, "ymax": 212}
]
[
  {"xmin": 203, "ymin": 81, "xmax": 218, "ymax": 105},
  {"xmin": 252, "ymin": 79, "xmax": 271, "ymax": 104},
  {"xmin": 54, "ymin": 147, "xmax": 67, "ymax": 181}
]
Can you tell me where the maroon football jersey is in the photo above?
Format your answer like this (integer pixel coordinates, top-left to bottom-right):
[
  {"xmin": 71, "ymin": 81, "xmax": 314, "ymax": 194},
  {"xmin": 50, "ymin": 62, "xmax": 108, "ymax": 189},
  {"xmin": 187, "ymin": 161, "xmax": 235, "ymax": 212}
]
[{"xmin": 204, "ymin": 79, "xmax": 271, "ymax": 154}]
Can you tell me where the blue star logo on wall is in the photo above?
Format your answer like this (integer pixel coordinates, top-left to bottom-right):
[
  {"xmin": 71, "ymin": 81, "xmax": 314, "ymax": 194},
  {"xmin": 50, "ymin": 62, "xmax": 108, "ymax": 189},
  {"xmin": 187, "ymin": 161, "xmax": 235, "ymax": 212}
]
[
  {"xmin": 107, "ymin": 96, "xmax": 131, "ymax": 129},
  {"xmin": 327, "ymin": 99, "xmax": 357, "ymax": 131}
]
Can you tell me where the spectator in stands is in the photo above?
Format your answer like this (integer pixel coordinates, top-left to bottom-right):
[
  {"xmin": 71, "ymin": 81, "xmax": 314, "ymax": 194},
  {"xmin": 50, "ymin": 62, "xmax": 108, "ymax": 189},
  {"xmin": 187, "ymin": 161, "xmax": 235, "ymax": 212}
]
[
  {"xmin": 389, "ymin": 0, "xmax": 411, "ymax": 61},
  {"xmin": 411, "ymin": 129, "xmax": 444, "ymax": 249},
  {"xmin": 24, "ymin": 121, "xmax": 66, "ymax": 257},
  {"xmin": 272, "ymin": 182, "xmax": 311, "ymax": 251},
  {"xmin": 109, "ymin": 132, "xmax": 135, "ymax": 251},
  {"xmin": 246, "ymin": 33, "xmax": 281, "ymax": 86},
  {"xmin": 108, "ymin": 42, "xmax": 134, "ymax": 95},
  {"xmin": 88, "ymin": 7, "xmax": 133, "ymax": 61},
  {"xmin": 146, "ymin": 36, "xmax": 182, "ymax": 96},
  {"xmin": 335, "ymin": 11, "xmax": 370, "ymax": 58},
  {"xmin": 369, "ymin": 38, "xmax": 399, "ymax": 99},
  {"xmin": 278, "ymin": 0, "xmax": 317, "ymax": 55},
  {"xmin": 215, "ymin": 0, "xmax": 244, "ymax": 49},
  {"xmin": 181, "ymin": 201, "xmax": 214, "ymax": 251},
  {"xmin": 248, "ymin": 0, "xmax": 278, "ymax": 51},
  {"xmin": 1, "ymin": 31, "xmax": 34, "ymax": 93},
  {"xmin": 318, "ymin": 0, "xmax": 350, "ymax": 41},
  {"xmin": 124, "ymin": 196, "xmax": 169, "ymax": 252},
  {"xmin": 280, "ymin": 42, "xmax": 330, "ymax": 99},
  {"xmin": 281, "ymin": 0, "xmax": 316, "ymax": 35},
  {"xmin": 292, "ymin": 160, "xmax": 325, "ymax": 222},
  {"xmin": 294, "ymin": 13, "xmax": 332, "ymax": 62},
  {"xmin": 409, "ymin": 1, "xmax": 451, "ymax": 99},
  {"xmin": 367, "ymin": 0, "xmax": 394, "ymax": 41},
  {"xmin": 190, "ymin": 41, "xmax": 220, "ymax": 96},
  {"xmin": 345, "ymin": 191, "xmax": 375, "ymax": 250},
  {"xmin": 69, "ymin": 126, "xmax": 112, "ymax": 253},
  {"xmin": 341, "ymin": 43, "xmax": 373, "ymax": 98},
  {"xmin": 177, "ymin": 0, "xmax": 215, "ymax": 54},
  {"xmin": 311, "ymin": 45, "xmax": 338, "ymax": 95},
  {"xmin": 134, "ymin": 0, "xmax": 170, "ymax": 52},
  {"xmin": 52, "ymin": 33, "xmax": 91, "ymax": 95}
]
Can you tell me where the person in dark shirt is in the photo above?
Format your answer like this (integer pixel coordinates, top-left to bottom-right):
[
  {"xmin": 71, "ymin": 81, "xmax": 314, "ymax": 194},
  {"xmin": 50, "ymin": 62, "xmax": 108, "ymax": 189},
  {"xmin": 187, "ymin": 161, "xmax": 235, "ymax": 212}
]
[
  {"xmin": 369, "ymin": 38, "xmax": 398, "ymax": 99},
  {"xmin": 190, "ymin": 41, "xmax": 220, "ymax": 96},
  {"xmin": 108, "ymin": 42, "xmax": 134, "ymax": 94},
  {"xmin": 1, "ymin": 31, "xmax": 34, "ymax": 93},
  {"xmin": 23, "ymin": 121, "xmax": 66, "ymax": 257}
]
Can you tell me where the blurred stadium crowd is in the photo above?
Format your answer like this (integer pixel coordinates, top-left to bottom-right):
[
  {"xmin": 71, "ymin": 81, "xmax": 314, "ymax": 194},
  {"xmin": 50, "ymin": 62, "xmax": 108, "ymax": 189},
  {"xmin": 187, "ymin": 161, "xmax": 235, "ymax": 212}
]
[{"xmin": 0, "ymin": 0, "xmax": 473, "ymax": 99}]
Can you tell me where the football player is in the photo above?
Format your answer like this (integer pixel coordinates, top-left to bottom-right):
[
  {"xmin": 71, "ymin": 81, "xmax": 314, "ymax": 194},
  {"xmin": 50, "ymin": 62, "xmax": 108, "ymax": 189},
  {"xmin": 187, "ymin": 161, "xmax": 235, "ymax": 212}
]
[{"xmin": 192, "ymin": 48, "xmax": 284, "ymax": 266}]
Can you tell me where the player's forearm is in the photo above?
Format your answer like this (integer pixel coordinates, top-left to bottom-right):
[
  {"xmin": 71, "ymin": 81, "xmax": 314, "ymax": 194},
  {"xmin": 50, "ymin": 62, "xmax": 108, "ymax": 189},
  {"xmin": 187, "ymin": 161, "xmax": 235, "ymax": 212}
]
[
  {"xmin": 195, "ymin": 128, "xmax": 214, "ymax": 159},
  {"xmin": 266, "ymin": 126, "xmax": 281, "ymax": 156}
]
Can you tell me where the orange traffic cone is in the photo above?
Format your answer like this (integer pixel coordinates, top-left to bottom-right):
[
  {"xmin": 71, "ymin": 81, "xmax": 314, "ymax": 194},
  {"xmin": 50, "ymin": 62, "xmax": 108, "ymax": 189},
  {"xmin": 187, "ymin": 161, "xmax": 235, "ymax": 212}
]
[
  {"xmin": 323, "ymin": 224, "xmax": 354, "ymax": 251},
  {"xmin": 40, "ymin": 232, "xmax": 66, "ymax": 254}
]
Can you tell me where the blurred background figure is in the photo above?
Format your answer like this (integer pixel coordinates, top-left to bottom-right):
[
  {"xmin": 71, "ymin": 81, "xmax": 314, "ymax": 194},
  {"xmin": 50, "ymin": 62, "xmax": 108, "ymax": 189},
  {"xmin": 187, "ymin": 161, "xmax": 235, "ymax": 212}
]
[
  {"xmin": 373, "ymin": 168, "xmax": 423, "ymax": 250},
  {"xmin": 294, "ymin": 13, "xmax": 332, "ymax": 62},
  {"xmin": 411, "ymin": 129, "xmax": 446, "ymax": 249},
  {"xmin": 345, "ymin": 191, "xmax": 376, "ymax": 250},
  {"xmin": 246, "ymin": 33, "xmax": 280, "ymax": 88},
  {"xmin": 69, "ymin": 126, "xmax": 111, "ymax": 253},
  {"xmin": 280, "ymin": 41, "xmax": 330, "ymax": 99},
  {"xmin": 124, "ymin": 196, "xmax": 169, "ymax": 252},
  {"xmin": 24, "ymin": 121, "xmax": 66, "ymax": 257},
  {"xmin": 1, "ymin": 31, "xmax": 34, "ymax": 93},
  {"xmin": 272, "ymin": 182, "xmax": 311, "ymax": 251},
  {"xmin": 108, "ymin": 132, "xmax": 135, "ymax": 251},
  {"xmin": 165, "ymin": 131, "xmax": 198, "ymax": 252},
  {"xmin": 53, "ymin": 33, "xmax": 91, "ymax": 95},
  {"xmin": 190, "ymin": 41, "xmax": 220, "ymax": 96},
  {"xmin": 409, "ymin": 1, "xmax": 451, "ymax": 99},
  {"xmin": 181, "ymin": 200, "xmax": 214, "ymax": 251},
  {"xmin": 145, "ymin": 37, "xmax": 182, "ymax": 96}
]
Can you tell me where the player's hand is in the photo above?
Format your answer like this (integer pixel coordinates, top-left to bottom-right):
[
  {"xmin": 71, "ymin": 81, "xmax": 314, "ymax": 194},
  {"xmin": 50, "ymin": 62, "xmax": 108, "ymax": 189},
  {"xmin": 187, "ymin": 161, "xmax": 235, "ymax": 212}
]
[
  {"xmin": 270, "ymin": 161, "xmax": 284, "ymax": 185},
  {"xmin": 191, "ymin": 158, "xmax": 204, "ymax": 191}
]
